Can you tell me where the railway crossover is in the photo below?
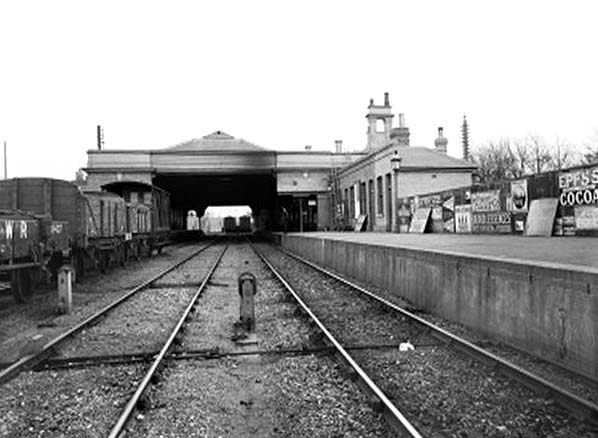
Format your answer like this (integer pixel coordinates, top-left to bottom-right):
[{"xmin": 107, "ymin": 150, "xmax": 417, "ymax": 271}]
[{"xmin": 0, "ymin": 238, "xmax": 596, "ymax": 437}]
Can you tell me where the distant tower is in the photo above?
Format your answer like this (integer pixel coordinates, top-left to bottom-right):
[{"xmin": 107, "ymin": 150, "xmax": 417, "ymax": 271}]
[
  {"xmin": 366, "ymin": 92, "xmax": 394, "ymax": 152},
  {"xmin": 434, "ymin": 127, "xmax": 448, "ymax": 154},
  {"xmin": 461, "ymin": 115, "xmax": 470, "ymax": 161}
]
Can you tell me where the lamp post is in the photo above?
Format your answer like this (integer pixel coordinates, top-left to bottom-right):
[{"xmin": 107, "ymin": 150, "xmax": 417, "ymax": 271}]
[{"xmin": 390, "ymin": 152, "xmax": 402, "ymax": 232}]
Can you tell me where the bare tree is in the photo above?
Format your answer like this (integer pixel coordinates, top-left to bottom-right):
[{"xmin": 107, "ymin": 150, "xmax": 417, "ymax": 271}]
[
  {"xmin": 472, "ymin": 138, "xmax": 522, "ymax": 183},
  {"xmin": 472, "ymin": 134, "xmax": 583, "ymax": 183},
  {"xmin": 551, "ymin": 136, "xmax": 578, "ymax": 170},
  {"xmin": 512, "ymin": 139, "xmax": 533, "ymax": 175},
  {"xmin": 581, "ymin": 129, "xmax": 598, "ymax": 165},
  {"xmin": 526, "ymin": 134, "xmax": 553, "ymax": 173}
]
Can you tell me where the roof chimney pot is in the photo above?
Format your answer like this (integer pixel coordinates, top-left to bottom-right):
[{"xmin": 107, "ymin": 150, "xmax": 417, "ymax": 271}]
[
  {"xmin": 384, "ymin": 92, "xmax": 389, "ymax": 107},
  {"xmin": 435, "ymin": 126, "xmax": 448, "ymax": 154},
  {"xmin": 334, "ymin": 140, "xmax": 343, "ymax": 153}
]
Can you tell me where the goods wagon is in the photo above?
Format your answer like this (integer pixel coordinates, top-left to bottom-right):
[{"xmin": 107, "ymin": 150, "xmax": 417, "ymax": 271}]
[
  {"xmin": 238, "ymin": 215, "xmax": 252, "ymax": 233},
  {"xmin": 223, "ymin": 216, "xmax": 237, "ymax": 233},
  {"xmin": 81, "ymin": 190, "xmax": 128, "ymax": 271},
  {"xmin": 0, "ymin": 178, "xmax": 131, "ymax": 280},
  {"xmin": 0, "ymin": 210, "xmax": 69, "ymax": 302},
  {"xmin": 102, "ymin": 181, "xmax": 171, "ymax": 256}
]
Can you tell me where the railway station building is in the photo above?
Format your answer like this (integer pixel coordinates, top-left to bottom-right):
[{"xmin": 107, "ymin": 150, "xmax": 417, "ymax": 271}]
[
  {"xmin": 336, "ymin": 93, "xmax": 477, "ymax": 232},
  {"xmin": 84, "ymin": 93, "xmax": 476, "ymax": 232}
]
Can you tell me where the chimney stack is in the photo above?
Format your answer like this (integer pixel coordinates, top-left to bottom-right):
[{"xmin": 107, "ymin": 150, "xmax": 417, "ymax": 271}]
[
  {"xmin": 389, "ymin": 113, "xmax": 410, "ymax": 147},
  {"xmin": 334, "ymin": 140, "xmax": 343, "ymax": 153},
  {"xmin": 434, "ymin": 127, "xmax": 448, "ymax": 154},
  {"xmin": 384, "ymin": 92, "xmax": 390, "ymax": 107},
  {"xmin": 304, "ymin": 145, "xmax": 312, "ymax": 151}
]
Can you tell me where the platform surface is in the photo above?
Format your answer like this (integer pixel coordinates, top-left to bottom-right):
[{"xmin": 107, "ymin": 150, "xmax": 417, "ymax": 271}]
[{"xmin": 292, "ymin": 232, "xmax": 598, "ymax": 272}]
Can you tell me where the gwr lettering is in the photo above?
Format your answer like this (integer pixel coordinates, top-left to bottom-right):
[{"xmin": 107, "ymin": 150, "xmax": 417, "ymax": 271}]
[
  {"xmin": 20, "ymin": 221, "xmax": 28, "ymax": 239},
  {"xmin": 5, "ymin": 220, "xmax": 13, "ymax": 240}
]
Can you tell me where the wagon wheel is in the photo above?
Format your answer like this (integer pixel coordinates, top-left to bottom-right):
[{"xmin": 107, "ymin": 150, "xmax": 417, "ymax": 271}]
[
  {"xmin": 119, "ymin": 246, "xmax": 126, "ymax": 267},
  {"xmin": 98, "ymin": 251, "xmax": 109, "ymax": 274},
  {"xmin": 11, "ymin": 269, "xmax": 34, "ymax": 304},
  {"xmin": 73, "ymin": 253, "xmax": 85, "ymax": 283}
]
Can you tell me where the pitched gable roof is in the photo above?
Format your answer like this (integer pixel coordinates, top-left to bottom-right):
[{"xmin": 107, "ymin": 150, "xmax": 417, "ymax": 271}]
[
  {"xmin": 164, "ymin": 131, "xmax": 270, "ymax": 153},
  {"xmin": 399, "ymin": 147, "xmax": 476, "ymax": 170}
]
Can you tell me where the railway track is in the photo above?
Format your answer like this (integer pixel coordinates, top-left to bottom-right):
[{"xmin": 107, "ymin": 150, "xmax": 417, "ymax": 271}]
[
  {"xmin": 253, "ymin": 242, "xmax": 598, "ymax": 437},
  {"xmin": 2, "ymin": 239, "xmax": 596, "ymax": 437},
  {"xmin": 0, "ymin": 240, "xmax": 218, "ymax": 385}
]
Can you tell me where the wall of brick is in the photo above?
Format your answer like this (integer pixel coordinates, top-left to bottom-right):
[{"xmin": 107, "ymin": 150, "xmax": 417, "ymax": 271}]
[{"xmin": 398, "ymin": 171, "xmax": 472, "ymax": 198}]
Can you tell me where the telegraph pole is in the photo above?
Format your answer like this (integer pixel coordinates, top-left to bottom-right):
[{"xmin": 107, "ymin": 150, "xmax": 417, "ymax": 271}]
[
  {"xmin": 97, "ymin": 125, "xmax": 104, "ymax": 150},
  {"xmin": 3, "ymin": 141, "xmax": 6, "ymax": 179}
]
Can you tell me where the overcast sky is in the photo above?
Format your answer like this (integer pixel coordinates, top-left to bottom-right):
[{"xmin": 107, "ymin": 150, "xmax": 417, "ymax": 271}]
[{"xmin": 1, "ymin": 1, "xmax": 597, "ymax": 181}]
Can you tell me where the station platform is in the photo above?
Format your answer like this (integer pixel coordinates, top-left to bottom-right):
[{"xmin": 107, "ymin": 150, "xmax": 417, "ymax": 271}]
[
  {"xmin": 278, "ymin": 231, "xmax": 598, "ymax": 382},
  {"xmin": 294, "ymin": 232, "xmax": 598, "ymax": 272}
]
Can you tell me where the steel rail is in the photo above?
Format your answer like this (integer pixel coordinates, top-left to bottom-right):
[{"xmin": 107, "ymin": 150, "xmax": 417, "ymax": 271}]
[
  {"xmin": 107, "ymin": 243, "xmax": 228, "ymax": 438},
  {"xmin": 0, "ymin": 240, "xmax": 216, "ymax": 385},
  {"xmin": 282, "ymin": 247, "xmax": 598, "ymax": 426},
  {"xmin": 254, "ymin": 246, "xmax": 423, "ymax": 438}
]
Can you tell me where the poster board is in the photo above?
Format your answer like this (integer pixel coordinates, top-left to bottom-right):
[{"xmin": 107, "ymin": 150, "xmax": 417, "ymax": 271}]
[
  {"xmin": 354, "ymin": 214, "xmax": 367, "ymax": 232},
  {"xmin": 471, "ymin": 190, "xmax": 501, "ymax": 212},
  {"xmin": 574, "ymin": 205, "xmax": 598, "ymax": 230},
  {"xmin": 510, "ymin": 179, "xmax": 529, "ymax": 213},
  {"xmin": 455, "ymin": 205, "xmax": 472, "ymax": 233},
  {"xmin": 524, "ymin": 198, "xmax": 558, "ymax": 236},
  {"xmin": 409, "ymin": 208, "xmax": 431, "ymax": 233}
]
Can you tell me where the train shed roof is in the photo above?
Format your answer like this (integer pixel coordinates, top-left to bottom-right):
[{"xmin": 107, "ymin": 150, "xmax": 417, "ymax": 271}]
[{"xmin": 163, "ymin": 131, "xmax": 271, "ymax": 153}]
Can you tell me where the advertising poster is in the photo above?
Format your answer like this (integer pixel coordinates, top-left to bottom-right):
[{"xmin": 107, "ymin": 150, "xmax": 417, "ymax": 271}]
[
  {"xmin": 510, "ymin": 179, "xmax": 528, "ymax": 213},
  {"xmin": 418, "ymin": 193, "xmax": 455, "ymax": 233},
  {"xmin": 524, "ymin": 198, "xmax": 558, "ymax": 236},
  {"xmin": 557, "ymin": 166, "xmax": 598, "ymax": 235},
  {"xmin": 558, "ymin": 166, "xmax": 598, "ymax": 207},
  {"xmin": 471, "ymin": 189, "xmax": 510, "ymax": 233},
  {"xmin": 442, "ymin": 196, "xmax": 456, "ymax": 232},
  {"xmin": 409, "ymin": 208, "xmax": 431, "ymax": 233},
  {"xmin": 397, "ymin": 199, "xmax": 412, "ymax": 233},
  {"xmin": 471, "ymin": 190, "xmax": 501, "ymax": 212},
  {"xmin": 455, "ymin": 205, "xmax": 472, "ymax": 233},
  {"xmin": 574, "ymin": 205, "xmax": 598, "ymax": 230},
  {"xmin": 472, "ymin": 211, "xmax": 512, "ymax": 233}
]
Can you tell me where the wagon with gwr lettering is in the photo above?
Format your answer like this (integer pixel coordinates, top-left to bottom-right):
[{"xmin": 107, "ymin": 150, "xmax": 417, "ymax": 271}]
[{"xmin": 0, "ymin": 211, "xmax": 69, "ymax": 302}]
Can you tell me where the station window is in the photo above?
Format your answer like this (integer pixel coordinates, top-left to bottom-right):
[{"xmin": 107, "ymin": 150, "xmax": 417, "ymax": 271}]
[{"xmin": 377, "ymin": 176, "xmax": 383, "ymax": 214}]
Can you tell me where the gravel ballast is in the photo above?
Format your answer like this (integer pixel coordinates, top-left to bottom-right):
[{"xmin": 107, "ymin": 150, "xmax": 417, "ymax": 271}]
[
  {"xmin": 0, "ymin": 364, "xmax": 145, "ymax": 438},
  {"xmin": 285, "ymin": 247, "xmax": 598, "ymax": 407},
  {"xmin": 0, "ymin": 243, "xmax": 206, "ymax": 363},
  {"xmin": 127, "ymin": 355, "xmax": 393, "ymax": 438},
  {"xmin": 258, "ymin": 243, "xmax": 598, "ymax": 438}
]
